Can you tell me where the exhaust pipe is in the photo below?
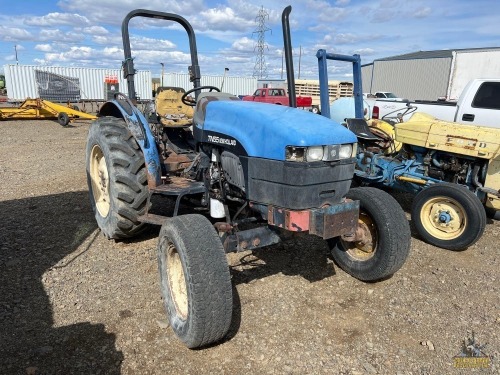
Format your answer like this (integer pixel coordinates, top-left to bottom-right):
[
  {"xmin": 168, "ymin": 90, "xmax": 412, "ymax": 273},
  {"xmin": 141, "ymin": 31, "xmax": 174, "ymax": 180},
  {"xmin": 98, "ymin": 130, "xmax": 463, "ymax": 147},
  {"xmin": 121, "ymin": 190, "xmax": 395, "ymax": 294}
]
[{"xmin": 281, "ymin": 6, "xmax": 296, "ymax": 108}]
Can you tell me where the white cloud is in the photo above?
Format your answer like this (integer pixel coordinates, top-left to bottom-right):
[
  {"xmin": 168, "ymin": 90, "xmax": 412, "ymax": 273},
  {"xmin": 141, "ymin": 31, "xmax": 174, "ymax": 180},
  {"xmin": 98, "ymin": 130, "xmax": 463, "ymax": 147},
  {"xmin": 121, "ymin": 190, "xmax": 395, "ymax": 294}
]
[
  {"xmin": 199, "ymin": 6, "xmax": 254, "ymax": 32},
  {"xmin": 231, "ymin": 37, "xmax": 254, "ymax": 51},
  {"xmin": 0, "ymin": 26, "xmax": 33, "ymax": 42},
  {"xmin": 24, "ymin": 12, "xmax": 89, "ymax": 27},
  {"xmin": 413, "ymin": 7, "xmax": 431, "ymax": 18},
  {"xmin": 82, "ymin": 26, "xmax": 109, "ymax": 35},
  {"xmin": 352, "ymin": 48, "xmax": 376, "ymax": 56},
  {"xmin": 130, "ymin": 36, "xmax": 176, "ymax": 50},
  {"xmin": 39, "ymin": 29, "xmax": 86, "ymax": 43},
  {"xmin": 35, "ymin": 44, "xmax": 53, "ymax": 52}
]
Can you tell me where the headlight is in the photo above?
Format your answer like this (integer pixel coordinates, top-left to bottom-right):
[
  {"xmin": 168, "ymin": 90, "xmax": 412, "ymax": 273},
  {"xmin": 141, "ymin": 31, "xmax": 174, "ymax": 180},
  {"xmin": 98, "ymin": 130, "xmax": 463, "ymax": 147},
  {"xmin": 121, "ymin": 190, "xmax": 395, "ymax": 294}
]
[
  {"xmin": 306, "ymin": 146, "xmax": 324, "ymax": 162},
  {"xmin": 339, "ymin": 144, "xmax": 353, "ymax": 159},
  {"xmin": 285, "ymin": 144, "xmax": 356, "ymax": 162}
]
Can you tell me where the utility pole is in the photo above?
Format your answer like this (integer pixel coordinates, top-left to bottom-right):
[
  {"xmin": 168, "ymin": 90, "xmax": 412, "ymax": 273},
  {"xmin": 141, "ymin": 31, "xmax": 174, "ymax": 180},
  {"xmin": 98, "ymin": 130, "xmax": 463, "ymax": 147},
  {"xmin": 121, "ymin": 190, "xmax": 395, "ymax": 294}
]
[
  {"xmin": 252, "ymin": 6, "xmax": 271, "ymax": 79},
  {"xmin": 160, "ymin": 63, "xmax": 164, "ymax": 86},
  {"xmin": 14, "ymin": 45, "xmax": 18, "ymax": 65}
]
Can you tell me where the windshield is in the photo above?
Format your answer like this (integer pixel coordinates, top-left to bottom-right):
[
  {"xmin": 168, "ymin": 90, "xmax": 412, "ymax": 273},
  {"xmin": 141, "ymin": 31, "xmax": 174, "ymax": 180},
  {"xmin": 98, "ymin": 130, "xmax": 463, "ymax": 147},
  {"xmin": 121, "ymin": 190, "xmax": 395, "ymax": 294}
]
[{"xmin": 385, "ymin": 92, "xmax": 397, "ymax": 98}]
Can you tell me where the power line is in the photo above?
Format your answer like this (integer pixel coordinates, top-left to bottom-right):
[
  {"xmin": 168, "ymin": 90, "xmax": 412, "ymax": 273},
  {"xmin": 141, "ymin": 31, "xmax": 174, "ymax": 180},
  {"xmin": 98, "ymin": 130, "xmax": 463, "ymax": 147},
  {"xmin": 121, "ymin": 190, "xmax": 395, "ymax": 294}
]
[{"xmin": 252, "ymin": 6, "xmax": 271, "ymax": 79}]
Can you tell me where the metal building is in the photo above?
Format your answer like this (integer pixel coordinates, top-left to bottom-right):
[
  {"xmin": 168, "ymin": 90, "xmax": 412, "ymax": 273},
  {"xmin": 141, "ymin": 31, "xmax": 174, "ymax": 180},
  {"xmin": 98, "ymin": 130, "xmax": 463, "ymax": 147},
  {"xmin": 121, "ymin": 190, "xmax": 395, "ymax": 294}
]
[
  {"xmin": 362, "ymin": 47, "xmax": 500, "ymax": 101},
  {"xmin": 4, "ymin": 64, "xmax": 152, "ymax": 102},
  {"xmin": 162, "ymin": 73, "xmax": 257, "ymax": 97}
]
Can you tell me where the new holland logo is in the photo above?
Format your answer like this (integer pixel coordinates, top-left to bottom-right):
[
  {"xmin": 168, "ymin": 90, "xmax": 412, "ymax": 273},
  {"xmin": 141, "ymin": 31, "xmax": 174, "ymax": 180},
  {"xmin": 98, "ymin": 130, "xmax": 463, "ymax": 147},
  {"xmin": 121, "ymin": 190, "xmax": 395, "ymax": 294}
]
[{"xmin": 207, "ymin": 135, "xmax": 237, "ymax": 147}]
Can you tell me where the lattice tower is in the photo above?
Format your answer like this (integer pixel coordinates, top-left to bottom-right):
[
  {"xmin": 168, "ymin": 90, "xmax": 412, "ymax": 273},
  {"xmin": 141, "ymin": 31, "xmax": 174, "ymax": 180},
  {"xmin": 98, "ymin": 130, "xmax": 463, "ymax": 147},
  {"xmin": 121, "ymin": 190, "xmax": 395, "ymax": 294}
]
[{"xmin": 252, "ymin": 6, "xmax": 271, "ymax": 79}]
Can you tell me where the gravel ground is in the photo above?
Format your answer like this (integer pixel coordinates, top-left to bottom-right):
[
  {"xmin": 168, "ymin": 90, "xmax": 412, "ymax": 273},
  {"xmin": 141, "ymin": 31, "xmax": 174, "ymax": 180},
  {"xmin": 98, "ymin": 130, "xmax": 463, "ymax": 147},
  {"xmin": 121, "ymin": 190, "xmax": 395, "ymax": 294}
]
[{"xmin": 0, "ymin": 119, "xmax": 498, "ymax": 375}]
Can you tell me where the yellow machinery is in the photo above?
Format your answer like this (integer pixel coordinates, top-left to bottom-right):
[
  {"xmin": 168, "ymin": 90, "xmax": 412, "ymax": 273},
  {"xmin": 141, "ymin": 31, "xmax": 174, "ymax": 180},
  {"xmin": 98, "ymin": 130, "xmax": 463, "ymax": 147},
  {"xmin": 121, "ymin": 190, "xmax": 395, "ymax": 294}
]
[
  {"xmin": 0, "ymin": 98, "xmax": 96, "ymax": 126},
  {"xmin": 351, "ymin": 111, "xmax": 500, "ymax": 250}
]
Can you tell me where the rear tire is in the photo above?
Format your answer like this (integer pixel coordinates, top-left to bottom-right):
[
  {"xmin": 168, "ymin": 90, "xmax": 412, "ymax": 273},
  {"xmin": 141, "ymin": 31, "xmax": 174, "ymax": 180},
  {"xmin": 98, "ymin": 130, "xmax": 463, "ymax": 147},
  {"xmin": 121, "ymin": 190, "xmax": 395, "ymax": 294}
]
[
  {"xmin": 158, "ymin": 214, "xmax": 233, "ymax": 348},
  {"xmin": 327, "ymin": 187, "xmax": 411, "ymax": 281},
  {"xmin": 86, "ymin": 116, "xmax": 150, "ymax": 239},
  {"xmin": 412, "ymin": 183, "xmax": 486, "ymax": 250}
]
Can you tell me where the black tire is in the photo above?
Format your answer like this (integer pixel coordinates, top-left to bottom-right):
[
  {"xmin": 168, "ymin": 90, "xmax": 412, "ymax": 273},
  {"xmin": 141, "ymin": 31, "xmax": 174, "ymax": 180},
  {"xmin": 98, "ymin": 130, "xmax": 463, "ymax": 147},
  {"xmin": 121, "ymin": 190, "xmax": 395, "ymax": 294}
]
[
  {"xmin": 158, "ymin": 214, "xmax": 233, "ymax": 348},
  {"xmin": 86, "ymin": 116, "xmax": 150, "ymax": 239},
  {"xmin": 58, "ymin": 112, "xmax": 70, "ymax": 126},
  {"xmin": 327, "ymin": 187, "xmax": 411, "ymax": 281},
  {"xmin": 411, "ymin": 183, "xmax": 486, "ymax": 250}
]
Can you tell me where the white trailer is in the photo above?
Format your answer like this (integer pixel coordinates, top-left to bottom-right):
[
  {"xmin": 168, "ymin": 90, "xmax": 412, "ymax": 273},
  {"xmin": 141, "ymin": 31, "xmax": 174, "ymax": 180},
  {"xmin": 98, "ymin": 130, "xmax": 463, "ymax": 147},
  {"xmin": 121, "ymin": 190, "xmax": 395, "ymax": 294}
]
[
  {"xmin": 4, "ymin": 64, "xmax": 152, "ymax": 102},
  {"xmin": 447, "ymin": 49, "xmax": 500, "ymax": 101}
]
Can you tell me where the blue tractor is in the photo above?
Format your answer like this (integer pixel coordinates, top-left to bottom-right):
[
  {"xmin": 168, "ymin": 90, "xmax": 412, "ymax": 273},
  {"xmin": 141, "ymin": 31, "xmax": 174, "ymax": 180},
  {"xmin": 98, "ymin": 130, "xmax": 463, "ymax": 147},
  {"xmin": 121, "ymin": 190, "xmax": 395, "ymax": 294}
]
[
  {"xmin": 317, "ymin": 50, "xmax": 488, "ymax": 251},
  {"xmin": 85, "ymin": 7, "xmax": 410, "ymax": 348}
]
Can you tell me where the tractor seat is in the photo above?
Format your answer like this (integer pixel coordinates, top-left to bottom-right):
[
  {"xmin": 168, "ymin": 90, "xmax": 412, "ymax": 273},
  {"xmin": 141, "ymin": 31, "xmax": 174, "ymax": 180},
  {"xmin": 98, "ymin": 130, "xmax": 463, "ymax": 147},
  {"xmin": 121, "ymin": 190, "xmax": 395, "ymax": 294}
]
[
  {"xmin": 155, "ymin": 87, "xmax": 194, "ymax": 127},
  {"xmin": 344, "ymin": 118, "xmax": 383, "ymax": 141},
  {"xmin": 193, "ymin": 92, "xmax": 241, "ymax": 126}
]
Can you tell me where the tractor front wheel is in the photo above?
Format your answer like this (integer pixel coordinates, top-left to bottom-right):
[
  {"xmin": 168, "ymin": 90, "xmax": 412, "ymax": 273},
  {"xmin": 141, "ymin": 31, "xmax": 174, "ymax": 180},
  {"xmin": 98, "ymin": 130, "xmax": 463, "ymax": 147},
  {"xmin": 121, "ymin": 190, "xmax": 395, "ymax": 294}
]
[
  {"xmin": 412, "ymin": 183, "xmax": 486, "ymax": 250},
  {"xmin": 157, "ymin": 214, "xmax": 233, "ymax": 348},
  {"xmin": 86, "ymin": 116, "xmax": 150, "ymax": 239},
  {"xmin": 328, "ymin": 187, "xmax": 411, "ymax": 281}
]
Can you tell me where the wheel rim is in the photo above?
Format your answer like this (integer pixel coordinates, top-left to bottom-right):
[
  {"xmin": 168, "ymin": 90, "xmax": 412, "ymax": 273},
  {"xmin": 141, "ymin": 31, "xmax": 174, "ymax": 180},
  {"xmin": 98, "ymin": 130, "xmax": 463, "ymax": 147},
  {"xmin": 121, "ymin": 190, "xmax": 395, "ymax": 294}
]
[
  {"xmin": 89, "ymin": 144, "xmax": 110, "ymax": 217},
  {"xmin": 341, "ymin": 211, "xmax": 378, "ymax": 261},
  {"xmin": 166, "ymin": 242, "xmax": 188, "ymax": 319},
  {"xmin": 419, "ymin": 196, "xmax": 466, "ymax": 240}
]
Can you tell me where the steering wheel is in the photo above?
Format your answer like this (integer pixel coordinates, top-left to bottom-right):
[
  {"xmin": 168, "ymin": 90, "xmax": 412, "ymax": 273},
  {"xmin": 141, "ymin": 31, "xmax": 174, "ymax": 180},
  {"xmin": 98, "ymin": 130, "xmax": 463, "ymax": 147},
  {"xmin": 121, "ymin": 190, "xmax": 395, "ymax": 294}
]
[
  {"xmin": 381, "ymin": 106, "xmax": 417, "ymax": 124},
  {"xmin": 181, "ymin": 85, "xmax": 221, "ymax": 106}
]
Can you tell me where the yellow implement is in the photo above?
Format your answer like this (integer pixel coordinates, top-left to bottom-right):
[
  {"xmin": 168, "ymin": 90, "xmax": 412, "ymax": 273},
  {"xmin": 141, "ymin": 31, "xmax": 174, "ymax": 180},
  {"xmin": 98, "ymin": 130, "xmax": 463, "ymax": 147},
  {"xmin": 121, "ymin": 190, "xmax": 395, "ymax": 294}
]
[{"xmin": 0, "ymin": 98, "xmax": 96, "ymax": 126}]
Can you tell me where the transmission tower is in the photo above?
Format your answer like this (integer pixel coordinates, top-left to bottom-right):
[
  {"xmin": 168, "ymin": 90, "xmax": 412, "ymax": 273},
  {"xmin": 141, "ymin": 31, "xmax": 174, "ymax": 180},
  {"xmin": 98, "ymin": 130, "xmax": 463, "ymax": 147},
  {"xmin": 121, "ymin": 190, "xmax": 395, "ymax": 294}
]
[{"xmin": 252, "ymin": 6, "xmax": 271, "ymax": 79}]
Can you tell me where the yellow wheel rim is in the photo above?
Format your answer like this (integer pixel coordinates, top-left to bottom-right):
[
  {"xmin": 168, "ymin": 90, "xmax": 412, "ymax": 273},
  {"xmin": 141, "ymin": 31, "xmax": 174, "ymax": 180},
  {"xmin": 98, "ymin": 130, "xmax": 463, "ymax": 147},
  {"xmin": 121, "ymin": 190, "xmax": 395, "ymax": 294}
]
[
  {"xmin": 166, "ymin": 242, "xmax": 188, "ymax": 319},
  {"xmin": 89, "ymin": 144, "xmax": 110, "ymax": 217},
  {"xmin": 342, "ymin": 211, "xmax": 378, "ymax": 261},
  {"xmin": 419, "ymin": 196, "xmax": 466, "ymax": 240}
]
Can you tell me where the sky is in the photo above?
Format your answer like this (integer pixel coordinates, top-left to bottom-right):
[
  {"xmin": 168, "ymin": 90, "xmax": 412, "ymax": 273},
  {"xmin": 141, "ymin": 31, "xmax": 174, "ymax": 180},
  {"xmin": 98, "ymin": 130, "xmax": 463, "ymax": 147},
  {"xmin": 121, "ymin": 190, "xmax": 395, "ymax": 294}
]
[{"xmin": 0, "ymin": 0, "xmax": 499, "ymax": 81}]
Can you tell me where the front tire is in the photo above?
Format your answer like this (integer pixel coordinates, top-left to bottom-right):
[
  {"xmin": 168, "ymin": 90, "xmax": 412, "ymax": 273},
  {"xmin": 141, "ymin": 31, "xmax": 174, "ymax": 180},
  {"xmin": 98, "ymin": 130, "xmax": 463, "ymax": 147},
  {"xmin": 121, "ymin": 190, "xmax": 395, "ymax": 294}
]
[
  {"xmin": 86, "ymin": 116, "xmax": 150, "ymax": 239},
  {"xmin": 411, "ymin": 183, "xmax": 486, "ymax": 250},
  {"xmin": 158, "ymin": 214, "xmax": 233, "ymax": 348},
  {"xmin": 328, "ymin": 187, "xmax": 411, "ymax": 281}
]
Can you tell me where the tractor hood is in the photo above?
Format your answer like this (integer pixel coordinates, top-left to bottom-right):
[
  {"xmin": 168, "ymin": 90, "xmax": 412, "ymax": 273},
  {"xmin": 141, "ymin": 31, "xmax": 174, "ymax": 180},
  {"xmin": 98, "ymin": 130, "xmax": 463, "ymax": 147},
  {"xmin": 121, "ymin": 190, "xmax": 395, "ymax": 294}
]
[{"xmin": 200, "ymin": 101, "xmax": 357, "ymax": 160}]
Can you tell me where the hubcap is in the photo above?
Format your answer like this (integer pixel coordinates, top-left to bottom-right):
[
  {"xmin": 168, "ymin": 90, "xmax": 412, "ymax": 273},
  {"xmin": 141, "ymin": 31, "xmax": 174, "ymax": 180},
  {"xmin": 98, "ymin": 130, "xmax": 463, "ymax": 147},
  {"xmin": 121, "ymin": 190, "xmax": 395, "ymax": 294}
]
[
  {"xmin": 166, "ymin": 242, "xmax": 188, "ymax": 319},
  {"xmin": 89, "ymin": 145, "xmax": 110, "ymax": 217},
  {"xmin": 420, "ymin": 197, "xmax": 466, "ymax": 240},
  {"xmin": 342, "ymin": 211, "xmax": 378, "ymax": 261}
]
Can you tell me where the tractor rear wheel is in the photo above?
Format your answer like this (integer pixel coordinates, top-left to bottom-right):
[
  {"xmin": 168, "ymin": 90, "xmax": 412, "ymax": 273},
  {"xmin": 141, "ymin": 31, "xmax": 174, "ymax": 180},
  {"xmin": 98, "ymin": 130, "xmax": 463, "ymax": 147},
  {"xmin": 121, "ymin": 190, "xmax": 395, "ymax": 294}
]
[
  {"xmin": 86, "ymin": 116, "xmax": 150, "ymax": 239},
  {"xmin": 157, "ymin": 214, "xmax": 233, "ymax": 348},
  {"xmin": 327, "ymin": 187, "xmax": 411, "ymax": 281},
  {"xmin": 412, "ymin": 183, "xmax": 486, "ymax": 250}
]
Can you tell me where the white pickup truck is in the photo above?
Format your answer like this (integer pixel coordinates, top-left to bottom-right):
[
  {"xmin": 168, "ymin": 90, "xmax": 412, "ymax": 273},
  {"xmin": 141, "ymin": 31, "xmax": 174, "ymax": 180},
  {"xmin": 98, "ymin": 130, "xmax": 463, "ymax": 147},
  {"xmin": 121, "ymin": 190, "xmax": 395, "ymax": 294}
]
[{"xmin": 370, "ymin": 79, "xmax": 500, "ymax": 129}]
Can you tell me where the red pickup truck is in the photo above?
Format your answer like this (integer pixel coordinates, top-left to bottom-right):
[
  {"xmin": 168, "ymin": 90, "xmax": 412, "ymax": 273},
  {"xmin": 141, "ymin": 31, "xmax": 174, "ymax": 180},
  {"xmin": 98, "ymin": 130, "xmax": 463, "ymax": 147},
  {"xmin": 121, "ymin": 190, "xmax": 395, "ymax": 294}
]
[{"xmin": 242, "ymin": 88, "xmax": 313, "ymax": 109}]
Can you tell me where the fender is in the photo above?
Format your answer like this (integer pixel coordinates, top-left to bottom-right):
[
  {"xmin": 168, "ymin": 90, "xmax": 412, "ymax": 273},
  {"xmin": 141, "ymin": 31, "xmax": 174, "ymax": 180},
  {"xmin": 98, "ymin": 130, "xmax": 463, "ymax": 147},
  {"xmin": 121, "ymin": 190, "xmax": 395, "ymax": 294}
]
[{"xmin": 99, "ymin": 94, "xmax": 161, "ymax": 187}]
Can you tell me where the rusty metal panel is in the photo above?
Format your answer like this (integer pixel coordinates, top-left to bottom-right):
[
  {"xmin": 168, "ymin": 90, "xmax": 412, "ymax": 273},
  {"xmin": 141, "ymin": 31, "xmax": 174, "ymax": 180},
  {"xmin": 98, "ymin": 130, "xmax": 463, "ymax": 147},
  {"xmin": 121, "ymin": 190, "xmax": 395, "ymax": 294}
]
[
  {"xmin": 267, "ymin": 206, "xmax": 310, "ymax": 232},
  {"xmin": 309, "ymin": 200, "xmax": 359, "ymax": 239},
  {"xmin": 4, "ymin": 64, "xmax": 152, "ymax": 102}
]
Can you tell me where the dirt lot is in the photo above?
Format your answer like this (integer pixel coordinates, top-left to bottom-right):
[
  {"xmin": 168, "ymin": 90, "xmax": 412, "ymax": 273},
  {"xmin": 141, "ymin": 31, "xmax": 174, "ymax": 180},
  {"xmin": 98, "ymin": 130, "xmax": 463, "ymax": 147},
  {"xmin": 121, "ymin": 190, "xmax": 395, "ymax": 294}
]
[{"xmin": 0, "ymin": 119, "xmax": 498, "ymax": 374}]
